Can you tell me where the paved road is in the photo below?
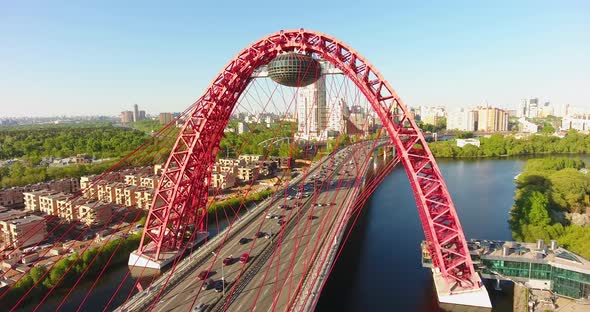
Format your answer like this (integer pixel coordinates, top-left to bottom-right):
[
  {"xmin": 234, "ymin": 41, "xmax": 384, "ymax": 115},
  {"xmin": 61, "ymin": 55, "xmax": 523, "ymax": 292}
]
[{"xmin": 151, "ymin": 143, "xmax": 374, "ymax": 312}]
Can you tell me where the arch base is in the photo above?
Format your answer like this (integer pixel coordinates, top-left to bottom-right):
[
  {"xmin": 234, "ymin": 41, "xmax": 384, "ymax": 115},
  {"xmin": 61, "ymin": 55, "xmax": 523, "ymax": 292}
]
[{"xmin": 433, "ymin": 270, "xmax": 492, "ymax": 309}]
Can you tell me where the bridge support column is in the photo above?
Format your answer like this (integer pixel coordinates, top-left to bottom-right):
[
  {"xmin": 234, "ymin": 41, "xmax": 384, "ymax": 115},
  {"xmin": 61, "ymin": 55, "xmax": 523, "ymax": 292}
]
[
  {"xmin": 432, "ymin": 270, "xmax": 492, "ymax": 309},
  {"xmin": 128, "ymin": 232, "xmax": 209, "ymax": 270}
]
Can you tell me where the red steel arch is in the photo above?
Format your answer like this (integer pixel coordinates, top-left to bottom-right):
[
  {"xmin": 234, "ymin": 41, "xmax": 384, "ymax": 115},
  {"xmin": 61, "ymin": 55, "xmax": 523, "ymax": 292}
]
[{"xmin": 138, "ymin": 29, "xmax": 479, "ymax": 290}]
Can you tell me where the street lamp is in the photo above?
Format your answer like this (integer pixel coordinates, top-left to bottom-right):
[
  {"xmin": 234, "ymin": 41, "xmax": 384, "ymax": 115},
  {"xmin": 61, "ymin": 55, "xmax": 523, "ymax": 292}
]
[{"xmin": 211, "ymin": 251, "xmax": 225, "ymax": 295}]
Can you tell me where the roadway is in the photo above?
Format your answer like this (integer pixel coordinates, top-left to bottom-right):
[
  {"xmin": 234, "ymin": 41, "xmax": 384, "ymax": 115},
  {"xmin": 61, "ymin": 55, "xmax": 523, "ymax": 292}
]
[{"xmin": 150, "ymin": 143, "xmax": 374, "ymax": 312}]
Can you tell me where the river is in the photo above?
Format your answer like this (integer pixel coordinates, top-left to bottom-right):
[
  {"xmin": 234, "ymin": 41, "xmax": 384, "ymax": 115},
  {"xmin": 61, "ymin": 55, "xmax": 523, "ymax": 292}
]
[
  {"xmin": 316, "ymin": 157, "xmax": 528, "ymax": 312},
  {"xmin": 27, "ymin": 156, "xmax": 589, "ymax": 311}
]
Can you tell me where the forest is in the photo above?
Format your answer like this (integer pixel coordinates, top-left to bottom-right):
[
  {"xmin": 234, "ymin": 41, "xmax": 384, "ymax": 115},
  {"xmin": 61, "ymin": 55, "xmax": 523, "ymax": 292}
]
[
  {"xmin": 509, "ymin": 158, "xmax": 590, "ymax": 259},
  {"xmin": 0, "ymin": 124, "xmax": 149, "ymax": 160},
  {"xmin": 429, "ymin": 130, "xmax": 590, "ymax": 158}
]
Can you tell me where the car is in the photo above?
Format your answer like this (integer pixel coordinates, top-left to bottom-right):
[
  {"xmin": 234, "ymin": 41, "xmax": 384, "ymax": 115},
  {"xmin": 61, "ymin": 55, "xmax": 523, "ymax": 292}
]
[
  {"xmin": 277, "ymin": 219, "xmax": 286, "ymax": 226},
  {"xmin": 239, "ymin": 253, "xmax": 250, "ymax": 264},
  {"xmin": 201, "ymin": 278, "xmax": 213, "ymax": 290},
  {"xmin": 264, "ymin": 232, "xmax": 273, "ymax": 239},
  {"xmin": 286, "ymin": 196, "xmax": 294, "ymax": 200},
  {"xmin": 279, "ymin": 204, "xmax": 289, "ymax": 209},
  {"xmin": 256, "ymin": 231, "xmax": 266, "ymax": 238},
  {"xmin": 308, "ymin": 215, "xmax": 315, "ymax": 220},
  {"xmin": 223, "ymin": 256, "xmax": 233, "ymax": 266},
  {"xmin": 193, "ymin": 303, "xmax": 207, "ymax": 312},
  {"xmin": 239, "ymin": 237, "xmax": 250, "ymax": 245},
  {"xmin": 265, "ymin": 213, "xmax": 273, "ymax": 219},
  {"xmin": 197, "ymin": 270, "xmax": 211, "ymax": 280},
  {"xmin": 214, "ymin": 278, "xmax": 228, "ymax": 293}
]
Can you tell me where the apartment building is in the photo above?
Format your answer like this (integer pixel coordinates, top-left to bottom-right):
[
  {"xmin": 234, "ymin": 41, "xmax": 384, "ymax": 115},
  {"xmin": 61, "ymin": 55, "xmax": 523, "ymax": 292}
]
[
  {"xmin": 0, "ymin": 215, "xmax": 46, "ymax": 249},
  {"xmin": 38, "ymin": 192, "xmax": 69, "ymax": 216},
  {"xmin": 0, "ymin": 189, "xmax": 24, "ymax": 208},
  {"xmin": 210, "ymin": 173, "xmax": 236, "ymax": 190},
  {"xmin": 23, "ymin": 190, "xmax": 50, "ymax": 212},
  {"xmin": 140, "ymin": 176, "xmax": 158, "ymax": 189},
  {"xmin": 237, "ymin": 166, "xmax": 259, "ymax": 182},
  {"xmin": 78, "ymin": 202, "xmax": 112, "ymax": 227},
  {"xmin": 238, "ymin": 155, "xmax": 262, "ymax": 165},
  {"xmin": 80, "ymin": 175, "xmax": 100, "ymax": 199},
  {"xmin": 134, "ymin": 188, "xmax": 153, "ymax": 210},
  {"xmin": 0, "ymin": 178, "xmax": 80, "ymax": 208},
  {"xmin": 218, "ymin": 158, "xmax": 246, "ymax": 167},
  {"xmin": 57, "ymin": 197, "xmax": 85, "ymax": 222}
]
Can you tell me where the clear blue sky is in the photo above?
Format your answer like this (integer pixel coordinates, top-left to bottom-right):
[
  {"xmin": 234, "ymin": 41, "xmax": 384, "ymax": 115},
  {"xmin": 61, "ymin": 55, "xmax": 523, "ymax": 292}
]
[{"xmin": 1, "ymin": 0, "xmax": 588, "ymax": 117}]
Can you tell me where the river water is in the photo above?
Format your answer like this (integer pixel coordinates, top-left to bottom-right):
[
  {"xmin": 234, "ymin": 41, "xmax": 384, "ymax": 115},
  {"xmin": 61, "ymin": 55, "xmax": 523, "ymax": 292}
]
[
  {"xmin": 316, "ymin": 158, "xmax": 527, "ymax": 312},
  {"xmin": 28, "ymin": 156, "xmax": 589, "ymax": 311}
]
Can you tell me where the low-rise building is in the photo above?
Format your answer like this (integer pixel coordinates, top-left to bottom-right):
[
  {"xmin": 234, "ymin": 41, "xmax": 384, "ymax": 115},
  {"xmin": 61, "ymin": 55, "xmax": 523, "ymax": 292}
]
[
  {"xmin": 57, "ymin": 197, "xmax": 85, "ymax": 222},
  {"xmin": 218, "ymin": 158, "xmax": 246, "ymax": 167},
  {"xmin": 0, "ymin": 188, "xmax": 25, "ymax": 208},
  {"xmin": 238, "ymin": 155, "xmax": 262, "ymax": 165},
  {"xmin": 140, "ymin": 176, "xmax": 158, "ymax": 189},
  {"xmin": 134, "ymin": 188, "xmax": 153, "ymax": 210},
  {"xmin": 210, "ymin": 173, "xmax": 236, "ymax": 190},
  {"xmin": 518, "ymin": 117, "xmax": 539, "ymax": 133},
  {"xmin": 456, "ymin": 138, "xmax": 481, "ymax": 148},
  {"xmin": 38, "ymin": 192, "xmax": 69, "ymax": 216},
  {"xmin": 0, "ymin": 215, "xmax": 47, "ymax": 249},
  {"xmin": 237, "ymin": 166, "xmax": 259, "ymax": 182},
  {"xmin": 23, "ymin": 190, "xmax": 50, "ymax": 212},
  {"xmin": 78, "ymin": 202, "xmax": 112, "ymax": 227}
]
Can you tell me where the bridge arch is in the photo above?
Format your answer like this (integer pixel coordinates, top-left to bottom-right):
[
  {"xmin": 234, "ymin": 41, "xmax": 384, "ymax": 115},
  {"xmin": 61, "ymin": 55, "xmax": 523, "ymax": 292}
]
[{"xmin": 138, "ymin": 29, "xmax": 479, "ymax": 291}]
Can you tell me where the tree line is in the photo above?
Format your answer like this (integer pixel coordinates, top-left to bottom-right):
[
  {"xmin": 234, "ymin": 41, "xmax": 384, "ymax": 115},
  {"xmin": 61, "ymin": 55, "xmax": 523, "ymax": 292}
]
[
  {"xmin": 509, "ymin": 158, "xmax": 590, "ymax": 259},
  {"xmin": 0, "ymin": 124, "xmax": 150, "ymax": 161},
  {"xmin": 429, "ymin": 130, "xmax": 590, "ymax": 158}
]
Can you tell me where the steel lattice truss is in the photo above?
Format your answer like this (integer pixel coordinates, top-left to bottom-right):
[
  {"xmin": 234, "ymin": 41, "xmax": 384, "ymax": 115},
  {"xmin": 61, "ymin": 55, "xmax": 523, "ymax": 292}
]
[{"xmin": 138, "ymin": 29, "xmax": 479, "ymax": 290}]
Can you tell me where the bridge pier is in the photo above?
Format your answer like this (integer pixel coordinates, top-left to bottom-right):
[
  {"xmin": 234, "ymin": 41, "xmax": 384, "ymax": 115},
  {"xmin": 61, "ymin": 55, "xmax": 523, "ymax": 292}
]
[
  {"xmin": 432, "ymin": 270, "xmax": 492, "ymax": 309},
  {"xmin": 128, "ymin": 231, "xmax": 209, "ymax": 270}
]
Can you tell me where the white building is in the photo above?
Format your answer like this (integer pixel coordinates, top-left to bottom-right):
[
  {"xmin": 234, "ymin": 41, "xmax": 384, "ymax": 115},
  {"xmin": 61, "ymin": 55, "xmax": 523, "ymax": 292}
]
[
  {"xmin": 419, "ymin": 106, "xmax": 446, "ymax": 125},
  {"xmin": 296, "ymin": 76, "xmax": 327, "ymax": 141},
  {"xmin": 327, "ymin": 97, "xmax": 348, "ymax": 133},
  {"xmin": 518, "ymin": 98, "xmax": 539, "ymax": 118},
  {"xmin": 518, "ymin": 117, "xmax": 539, "ymax": 133},
  {"xmin": 446, "ymin": 108, "xmax": 477, "ymax": 131},
  {"xmin": 562, "ymin": 115, "xmax": 590, "ymax": 132},
  {"xmin": 456, "ymin": 138, "xmax": 481, "ymax": 148},
  {"xmin": 237, "ymin": 122, "xmax": 249, "ymax": 134}
]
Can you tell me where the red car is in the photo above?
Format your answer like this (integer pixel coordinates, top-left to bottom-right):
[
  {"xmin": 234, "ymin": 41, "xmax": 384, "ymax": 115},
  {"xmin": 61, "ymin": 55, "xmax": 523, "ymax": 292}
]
[
  {"xmin": 197, "ymin": 270, "xmax": 210, "ymax": 280},
  {"xmin": 239, "ymin": 253, "xmax": 249, "ymax": 264},
  {"xmin": 223, "ymin": 256, "xmax": 233, "ymax": 266}
]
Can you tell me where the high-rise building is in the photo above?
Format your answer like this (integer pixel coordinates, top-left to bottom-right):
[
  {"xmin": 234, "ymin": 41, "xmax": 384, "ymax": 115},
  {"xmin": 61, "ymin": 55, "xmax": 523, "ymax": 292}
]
[
  {"xmin": 139, "ymin": 110, "xmax": 146, "ymax": 121},
  {"xmin": 133, "ymin": 104, "xmax": 139, "ymax": 122},
  {"xmin": 296, "ymin": 75, "xmax": 327, "ymax": 141},
  {"xmin": 447, "ymin": 108, "xmax": 476, "ymax": 131},
  {"xmin": 327, "ymin": 98, "xmax": 349, "ymax": 133},
  {"xmin": 519, "ymin": 98, "xmax": 539, "ymax": 118},
  {"xmin": 477, "ymin": 107, "xmax": 509, "ymax": 132},
  {"xmin": 159, "ymin": 112, "xmax": 173, "ymax": 125},
  {"xmin": 120, "ymin": 111, "xmax": 134, "ymax": 123},
  {"xmin": 538, "ymin": 102, "xmax": 554, "ymax": 118}
]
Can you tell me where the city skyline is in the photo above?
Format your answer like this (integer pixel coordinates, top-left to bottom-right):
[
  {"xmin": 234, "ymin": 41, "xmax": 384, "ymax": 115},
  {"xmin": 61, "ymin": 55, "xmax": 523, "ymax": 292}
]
[{"xmin": 1, "ymin": 1, "xmax": 589, "ymax": 117}]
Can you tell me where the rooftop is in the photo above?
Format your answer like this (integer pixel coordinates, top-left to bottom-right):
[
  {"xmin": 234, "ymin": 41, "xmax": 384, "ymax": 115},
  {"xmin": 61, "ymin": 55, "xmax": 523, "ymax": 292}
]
[
  {"xmin": 5, "ymin": 215, "xmax": 45, "ymax": 225},
  {"xmin": 468, "ymin": 239, "xmax": 590, "ymax": 275}
]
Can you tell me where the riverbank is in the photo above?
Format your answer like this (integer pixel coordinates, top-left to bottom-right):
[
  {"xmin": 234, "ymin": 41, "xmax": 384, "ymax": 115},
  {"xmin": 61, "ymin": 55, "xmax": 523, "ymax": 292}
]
[
  {"xmin": 509, "ymin": 157, "xmax": 590, "ymax": 259},
  {"xmin": 429, "ymin": 131, "xmax": 590, "ymax": 159}
]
